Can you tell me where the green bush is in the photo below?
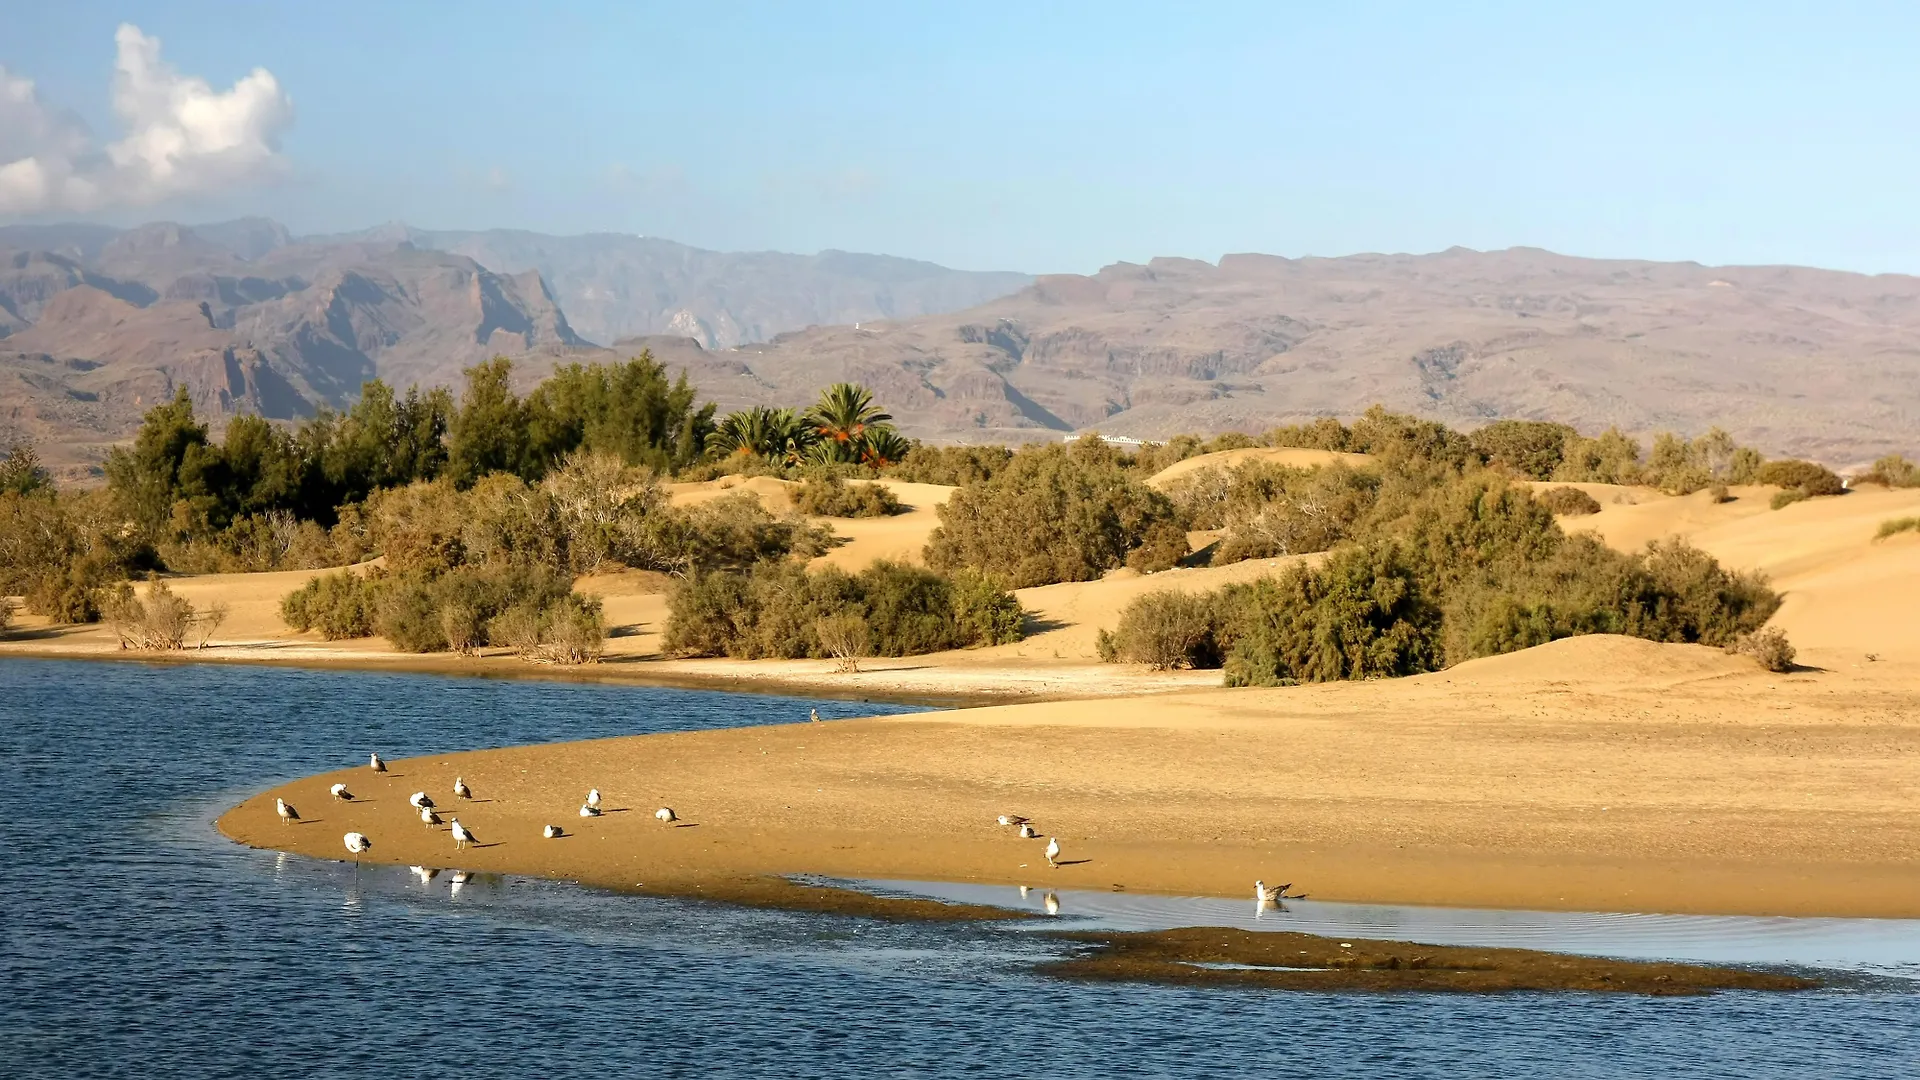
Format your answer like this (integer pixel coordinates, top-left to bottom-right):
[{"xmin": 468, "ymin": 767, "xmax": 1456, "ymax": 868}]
[
  {"xmin": 1552, "ymin": 428, "xmax": 1644, "ymax": 485},
  {"xmin": 1210, "ymin": 462, "xmax": 1383, "ymax": 562},
  {"xmin": 1538, "ymin": 486, "xmax": 1602, "ymax": 516},
  {"xmin": 1727, "ymin": 627, "xmax": 1795, "ymax": 673},
  {"xmin": 925, "ymin": 440, "xmax": 1187, "ymax": 587},
  {"xmin": 1857, "ymin": 454, "xmax": 1920, "ymax": 488},
  {"xmin": 664, "ymin": 560, "xmax": 1023, "ymax": 659},
  {"xmin": 792, "ymin": 474, "xmax": 904, "ymax": 517},
  {"xmin": 1099, "ymin": 590, "xmax": 1223, "ymax": 670},
  {"xmin": 280, "ymin": 569, "xmax": 379, "ymax": 640},
  {"xmin": 1875, "ymin": 517, "xmax": 1920, "ymax": 541},
  {"xmin": 1770, "ymin": 489, "xmax": 1808, "ymax": 511},
  {"xmin": 1756, "ymin": 459, "xmax": 1845, "ymax": 498},
  {"xmin": 1471, "ymin": 420, "xmax": 1577, "ymax": 480},
  {"xmin": 883, "ymin": 443, "xmax": 1014, "ymax": 487}
]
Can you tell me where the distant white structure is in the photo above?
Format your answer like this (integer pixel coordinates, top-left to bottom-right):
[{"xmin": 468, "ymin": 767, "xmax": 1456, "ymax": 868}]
[{"xmin": 1061, "ymin": 433, "xmax": 1146, "ymax": 447}]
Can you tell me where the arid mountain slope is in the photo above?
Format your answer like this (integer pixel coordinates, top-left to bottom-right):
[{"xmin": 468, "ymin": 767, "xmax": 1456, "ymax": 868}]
[
  {"xmin": 718, "ymin": 247, "xmax": 1920, "ymax": 464},
  {"xmin": 0, "ymin": 219, "xmax": 1026, "ymax": 468}
]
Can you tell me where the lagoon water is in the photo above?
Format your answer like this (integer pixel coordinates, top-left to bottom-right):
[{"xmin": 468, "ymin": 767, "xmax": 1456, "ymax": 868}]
[{"xmin": 2, "ymin": 658, "xmax": 1916, "ymax": 1078}]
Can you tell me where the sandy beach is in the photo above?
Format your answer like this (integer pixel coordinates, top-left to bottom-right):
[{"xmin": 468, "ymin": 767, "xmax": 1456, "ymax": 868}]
[{"xmin": 12, "ymin": 458, "xmax": 1920, "ymax": 918}]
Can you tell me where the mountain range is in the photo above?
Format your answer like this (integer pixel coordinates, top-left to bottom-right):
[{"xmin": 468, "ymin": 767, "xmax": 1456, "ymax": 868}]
[{"xmin": 3, "ymin": 218, "xmax": 1918, "ymax": 472}]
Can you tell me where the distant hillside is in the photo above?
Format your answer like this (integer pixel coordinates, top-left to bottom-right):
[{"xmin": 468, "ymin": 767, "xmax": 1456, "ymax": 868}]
[
  {"xmin": 698, "ymin": 247, "xmax": 1920, "ymax": 465},
  {"xmin": 0, "ymin": 218, "xmax": 1029, "ymax": 468}
]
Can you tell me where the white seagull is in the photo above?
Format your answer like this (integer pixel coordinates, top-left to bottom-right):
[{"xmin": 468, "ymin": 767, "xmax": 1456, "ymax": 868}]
[
  {"xmin": 996, "ymin": 814, "xmax": 1030, "ymax": 827},
  {"xmin": 409, "ymin": 791, "xmax": 434, "ymax": 810},
  {"xmin": 579, "ymin": 804, "xmax": 601, "ymax": 818},
  {"xmin": 1044, "ymin": 837, "xmax": 1061, "ymax": 867},
  {"xmin": 330, "ymin": 783, "xmax": 353, "ymax": 801},
  {"xmin": 421, "ymin": 806, "xmax": 442, "ymax": 828},
  {"xmin": 369, "ymin": 752, "xmax": 387, "ymax": 773},
  {"xmin": 543, "ymin": 825, "xmax": 563, "ymax": 839},
  {"xmin": 344, "ymin": 832, "xmax": 372, "ymax": 856},
  {"xmin": 452, "ymin": 777, "xmax": 472, "ymax": 800},
  {"xmin": 276, "ymin": 798, "xmax": 300, "ymax": 825},
  {"xmin": 450, "ymin": 818, "xmax": 475, "ymax": 850},
  {"xmin": 585, "ymin": 788, "xmax": 602, "ymax": 810},
  {"xmin": 1017, "ymin": 823, "xmax": 1038, "ymax": 839},
  {"xmin": 1255, "ymin": 880, "xmax": 1288, "ymax": 904},
  {"xmin": 655, "ymin": 807, "xmax": 678, "ymax": 824},
  {"xmin": 810, "ymin": 708, "xmax": 821, "ymax": 723}
]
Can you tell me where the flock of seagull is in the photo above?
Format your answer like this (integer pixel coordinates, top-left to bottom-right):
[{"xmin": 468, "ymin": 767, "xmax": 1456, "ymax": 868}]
[
  {"xmin": 273, "ymin": 752, "xmax": 685, "ymax": 878},
  {"xmin": 287, "ymin": 750, "xmax": 1304, "ymax": 914},
  {"xmin": 994, "ymin": 813, "xmax": 1302, "ymax": 913}
]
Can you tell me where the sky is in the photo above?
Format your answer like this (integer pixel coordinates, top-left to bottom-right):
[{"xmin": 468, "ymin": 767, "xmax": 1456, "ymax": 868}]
[{"xmin": 3, "ymin": 1, "xmax": 1919, "ymax": 275}]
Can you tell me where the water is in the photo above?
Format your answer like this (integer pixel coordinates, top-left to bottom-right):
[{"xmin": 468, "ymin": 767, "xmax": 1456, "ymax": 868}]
[{"xmin": 3, "ymin": 657, "xmax": 1917, "ymax": 1078}]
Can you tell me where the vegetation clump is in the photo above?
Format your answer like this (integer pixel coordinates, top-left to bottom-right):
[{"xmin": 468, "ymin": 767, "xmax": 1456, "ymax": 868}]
[
  {"xmin": 1756, "ymin": 459, "xmax": 1846, "ymax": 507},
  {"xmin": 926, "ymin": 437, "xmax": 1188, "ymax": 587},
  {"xmin": 1537, "ymin": 485, "xmax": 1603, "ymax": 516},
  {"xmin": 1874, "ymin": 517, "xmax": 1920, "ymax": 542},
  {"xmin": 1726, "ymin": 627, "xmax": 1796, "ymax": 673},
  {"xmin": 1856, "ymin": 454, "xmax": 1920, "ymax": 489},
  {"xmin": 101, "ymin": 577, "xmax": 198, "ymax": 650},
  {"xmin": 665, "ymin": 560, "xmax": 1022, "ymax": 660},
  {"xmin": 882, "ymin": 443, "xmax": 1014, "ymax": 487},
  {"xmin": 1099, "ymin": 475, "xmax": 1779, "ymax": 684},
  {"xmin": 792, "ymin": 474, "xmax": 904, "ymax": 518}
]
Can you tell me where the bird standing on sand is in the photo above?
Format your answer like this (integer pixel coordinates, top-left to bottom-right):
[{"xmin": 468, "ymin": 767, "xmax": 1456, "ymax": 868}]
[
  {"xmin": 1017, "ymin": 823, "xmax": 1038, "ymax": 839},
  {"xmin": 543, "ymin": 825, "xmax": 563, "ymax": 839},
  {"xmin": 450, "ymin": 818, "xmax": 475, "ymax": 850},
  {"xmin": 655, "ymin": 807, "xmax": 678, "ymax": 824},
  {"xmin": 810, "ymin": 708, "xmax": 820, "ymax": 723},
  {"xmin": 344, "ymin": 832, "xmax": 371, "ymax": 856},
  {"xmin": 409, "ymin": 791, "xmax": 434, "ymax": 810},
  {"xmin": 1255, "ymin": 880, "xmax": 1288, "ymax": 904},
  {"xmin": 453, "ymin": 777, "xmax": 472, "ymax": 800},
  {"xmin": 579, "ymin": 804, "xmax": 601, "ymax": 818},
  {"xmin": 1044, "ymin": 837, "xmax": 1061, "ymax": 867},
  {"xmin": 276, "ymin": 798, "xmax": 300, "ymax": 825},
  {"xmin": 586, "ymin": 788, "xmax": 602, "ymax": 811},
  {"xmin": 997, "ymin": 814, "xmax": 1030, "ymax": 827},
  {"xmin": 330, "ymin": 783, "xmax": 353, "ymax": 801},
  {"xmin": 421, "ymin": 806, "xmax": 442, "ymax": 828},
  {"xmin": 369, "ymin": 753, "xmax": 386, "ymax": 773}
]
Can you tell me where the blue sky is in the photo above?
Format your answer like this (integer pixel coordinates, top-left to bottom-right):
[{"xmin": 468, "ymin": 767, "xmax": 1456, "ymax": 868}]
[{"xmin": 5, "ymin": 1, "xmax": 1919, "ymax": 274}]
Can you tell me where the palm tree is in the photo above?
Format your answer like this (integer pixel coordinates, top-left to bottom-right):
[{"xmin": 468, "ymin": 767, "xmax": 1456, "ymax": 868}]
[
  {"xmin": 859, "ymin": 427, "xmax": 911, "ymax": 468},
  {"xmin": 803, "ymin": 384, "xmax": 892, "ymax": 463},
  {"xmin": 706, "ymin": 406, "xmax": 809, "ymax": 459}
]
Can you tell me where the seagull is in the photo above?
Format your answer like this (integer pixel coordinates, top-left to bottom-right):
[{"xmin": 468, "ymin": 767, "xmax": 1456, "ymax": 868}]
[
  {"xmin": 1044, "ymin": 891, "xmax": 1060, "ymax": 916},
  {"xmin": 810, "ymin": 707, "xmax": 821, "ymax": 723},
  {"xmin": 1044, "ymin": 837, "xmax": 1061, "ymax": 867},
  {"xmin": 421, "ymin": 806, "xmax": 442, "ymax": 828},
  {"xmin": 585, "ymin": 788, "xmax": 602, "ymax": 810},
  {"xmin": 579, "ymin": 804, "xmax": 601, "ymax": 818},
  {"xmin": 450, "ymin": 818, "xmax": 475, "ymax": 850},
  {"xmin": 344, "ymin": 832, "xmax": 371, "ymax": 856},
  {"xmin": 1017, "ymin": 823, "xmax": 1038, "ymax": 839},
  {"xmin": 997, "ymin": 814, "xmax": 1030, "ymax": 827},
  {"xmin": 453, "ymin": 777, "xmax": 472, "ymax": 800},
  {"xmin": 1255, "ymin": 880, "xmax": 1288, "ymax": 904},
  {"xmin": 330, "ymin": 783, "xmax": 353, "ymax": 801},
  {"xmin": 369, "ymin": 752, "xmax": 387, "ymax": 773},
  {"xmin": 409, "ymin": 791, "xmax": 434, "ymax": 810},
  {"xmin": 276, "ymin": 798, "xmax": 300, "ymax": 825},
  {"xmin": 543, "ymin": 825, "xmax": 563, "ymax": 839},
  {"xmin": 655, "ymin": 807, "xmax": 678, "ymax": 824}
]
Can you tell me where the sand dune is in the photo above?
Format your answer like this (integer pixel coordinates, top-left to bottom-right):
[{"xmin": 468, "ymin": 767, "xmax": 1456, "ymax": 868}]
[{"xmin": 1146, "ymin": 446, "xmax": 1371, "ymax": 487}]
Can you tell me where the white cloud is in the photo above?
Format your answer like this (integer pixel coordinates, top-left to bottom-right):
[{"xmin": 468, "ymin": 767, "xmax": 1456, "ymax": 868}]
[{"xmin": 0, "ymin": 23, "xmax": 293, "ymax": 215}]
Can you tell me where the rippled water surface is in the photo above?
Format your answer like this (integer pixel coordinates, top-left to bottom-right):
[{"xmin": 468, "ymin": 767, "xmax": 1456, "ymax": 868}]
[{"xmin": 3, "ymin": 657, "xmax": 1917, "ymax": 1079}]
